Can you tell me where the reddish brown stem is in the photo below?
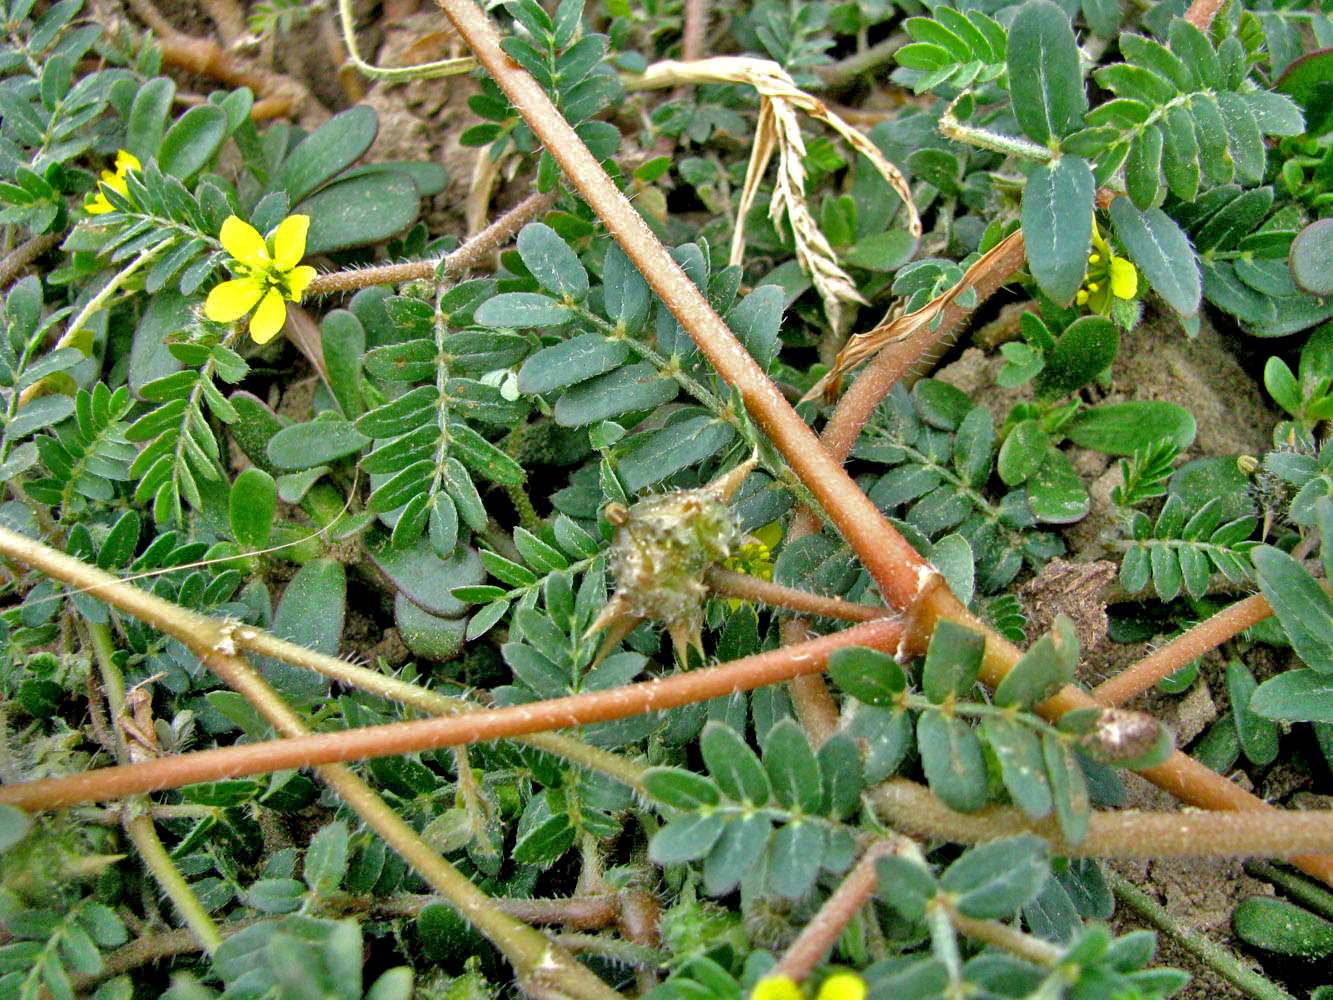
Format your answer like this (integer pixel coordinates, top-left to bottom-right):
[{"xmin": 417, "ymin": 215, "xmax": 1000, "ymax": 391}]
[
  {"xmin": 0, "ymin": 619, "xmax": 902, "ymax": 811},
  {"xmin": 774, "ymin": 839, "xmax": 900, "ymax": 979},
  {"xmin": 705, "ymin": 568, "xmax": 885, "ymax": 622},
  {"xmin": 1093, "ymin": 592, "xmax": 1273, "ymax": 706},
  {"xmin": 434, "ymin": 0, "xmax": 935, "ymax": 612},
  {"xmin": 874, "ymin": 778, "xmax": 1333, "ymax": 858}
]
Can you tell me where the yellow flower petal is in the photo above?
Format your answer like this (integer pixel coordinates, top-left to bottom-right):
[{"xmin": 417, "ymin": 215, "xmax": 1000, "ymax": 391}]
[
  {"xmin": 271, "ymin": 214, "xmax": 311, "ymax": 270},
  {"xmin": 114, "ymin": 150, "xmax": 141, "ymax": 173},
  {"xmin": 1109, "ymin": 257, "xmax": 1138, "ymax": 299},
  {"xmin": 220, "ymin": 216, "xmax": 270, "ymax": 269},
  {"xmin": 85, "ymin": 192, "xmax": 113, "ymax": 215},
  {"xmin": 205, "ymin": 277, "xmax": 266, "ymax": 323},
  {"xmin": 249, "ymin": 287, "xmax": 288, "ymax": 344},
  {"xmin": 752, "ymin": 976, "xmax": 804, "ymax": 1000},
  {"xmin": 815, "ymin": 974, "xmax": 866, "ymax": 1000},
  {"xmin": 286, "ymin": 264, "xmax": 318, "ymax": 302}
]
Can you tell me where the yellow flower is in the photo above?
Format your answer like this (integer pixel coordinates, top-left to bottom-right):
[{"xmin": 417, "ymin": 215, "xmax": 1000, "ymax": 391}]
[
  {"xmin": 721, "ymin": 520, "xmax": 780, "ymax": 610},
  {"xmin": 751, "ymin": 972, "xmax": 866, "ymax": 1000},
  {"xmin": 1076, "ymin": 225, "xmax": 1138, "ymax": 315},
  {"xmin": 204, "ymin": 215, "xmax": 318, "ymax": 344},
  {"xmin": 85, "ymin": 150, "xmax": 140, "ymax": 215}
]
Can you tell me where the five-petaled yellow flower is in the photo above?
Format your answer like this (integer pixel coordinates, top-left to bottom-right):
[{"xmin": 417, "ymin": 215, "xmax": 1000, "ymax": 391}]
[
  {"xmin": 205, "ymin": 215, "xmax": 318, "ymax": 344},
  {"xmin": 1077, "ymin": 224, "xmax": 1138, "ymax": 315},
  {"xmin": 85, "ymin": 150, "xmax": 140, "ymax": 215},
  {"xmin": 752, "ymin": 972, "xmax": 866, "ymax": 1000}
]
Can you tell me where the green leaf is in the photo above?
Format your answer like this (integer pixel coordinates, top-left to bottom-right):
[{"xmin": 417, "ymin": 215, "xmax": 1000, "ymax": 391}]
[
  {"xmin": 818, "ymin": 732, "xmax": 863, "ymax": 819},
  {"xmin": 1227, "ymin": 660, "xmax": 1279, "ymax": 765},
  {"xmin": 1109, "ymin": 197, "xmax": 1201, "ymax": 316},
  {"xmin": 1291, "ymin": 219, "xmax": 1333, "ymax": 297},
  {"xmin": 998, "ymin": 419, "xmax": 1049, "ymax": 485},
  {"xmin": 650, "ymin": 813, "xmax": 725, "ymax": 865},
  {"xmin": 0, "ymin": 805, "xmax": 31, "ymax": 852},
  {"xmin": 643, "ymin": 767, "xmax": 720, "ymax": 810},
  {"xmin": 953, "ymin": 406, "xmax": 994, "ymax": 489},
  {"xmin": 766, "ymin": 821, "xmax": 824, "ymax": 899},
  {"xmin": 922, "ymin": 620, "xmax": 986, "ymax": 703},
  {"xmin": 125, "ymin": 77, "xmax": 175, "ymax": 161},
  {"xmin": 619, "ymin": 416, "xmax": 736, "ymax": 492},
  {"xmin": 701, "ymin": 722, "xmax": 770, "ymax": 804},
  {"xmin": 1034, "ymin": 316, "xmax": 1118, "ymax": 401},
  {"xmin": 763, "ymin": 718, "xmax": 823, "ymax": 813},
  {"xmin": 726, "ymin": 284, "xmax": 784, "ymax": 372},
  {"xmin": 366, "ymin": 528, "xmax": 484, "ymax": 617},
  {"xmin": 828, "ymin": 645, "xmax": 907, "ymax": 707},
  {"xmin": 1029, "ymin": 448, "xmax": 1091, "ymax": 523},
  {"xmin": 277, "ymin": 105, "xmax": 379, "ymax": 203},
  {"xmin": 1043, "ymin": 733, "xmax": 1089, "ymax": 845},
  {"xmin": 449, "ymin": 422, "xmax": 525, "ymax": 486},
  {"xmin": 1124, "ymin": 124, "xmax": 1163, "ymax": 209},
  {"xmin": 261, "ymin": 559, "xmax": 345, "ymax": 704},
  {"xmin": 702, "ymin": 814, "xmax": 771, "ymax": 895},
  {"xmin": 1251, "ymin": 670, "xmax": 1333, "ymax": 723},
  {"xmin": 517, "ymin": 333, "xmax": 627, "ymax": 396},
  {"xmin": 1253, "ymin": 545, "xmax": 1333, "ymax": 673},
  {"xmin": 395, "ymin": 596, "xmax": 467, "ymax": 661},
  {"xmin": 1006, "ymin": 0, "xmax": 1087, "ymax": 144},
  {"xmin": 1022, "ymin": 157, "xmax": 1095, "ymax": 305},
  {"xmin": 918, "ymin": 712, "xmax": 989, "ymax": 812},
  {"xmin": 304, "ymin": 821, "xmax": 350, "ymax": 897},
  {"xmin": 1065, "ymin": 401, "xmax": 1196, "ymax": 454},
  {"xmin": 298, "ymin": 172, "xmax": 420, "ymax": 256},
  {"xmin": 553, "ymin": 361, "xmax": 677, "ymax": 426},
  {"xmin": 940, "ymin": 835, "xmax": 1050, "ymax": 919},
  {"xmin": 266, "ymin": 418, "xmax": 370, "ymax": 469},
  {"xmin": 158, "ymin": 105, "xmax": 228, "ymax": 180},
  {"xmin": 876, "ymin": 857, "xmax": 940, "ymax": 923},
  {"xmin": 229, "ymin": 467, "xmax": 276, "ymax": 550},
  {"xmin": 1233, "ymin": 897, "xmax": 1333, "ymax": 957},
  {"xmin": 475, "ymin": 291, "xmax": 572, "ymax": 329},
  {"xmin": 517, "ymin": 223, "xmax": 589, "ymax": 301},
  {"xmin": 982, "ymin": 716, "xmax": 1053, "ymax": 820},
  {"xmin": 995, "ymin": 615, "xmax": 1078, "ymax": 708},
  {"xmin": 246, "ymin": 878, "xmax": 307, "ymax": 913}
]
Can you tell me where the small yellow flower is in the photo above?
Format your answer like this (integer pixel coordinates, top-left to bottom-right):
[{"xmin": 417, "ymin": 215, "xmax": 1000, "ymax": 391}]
[
  {"xmin": 752, "ymin": 976, "xmax": 805, "ymax": 1000},
  {"xmin": 1076, "ymin": 224, "xmax": 1138, "ymax": 315},
  {"xmin": 751, "ymin": 972, "xmax": 866, "ymax": 1000},
  {"xmin": 85, "ymin": 150, "xmax": 140, "ymax": 215},
  {"xmin": 721, "ymin": 520, "xmax": 781, "ymax": 610},
  {"xmin": 815, "ymin": 973, "xmax": 866, "ymax": 1000},
  {"xmin": 204, "ymin": 215, "xmax": 318, "ymax": 344}
]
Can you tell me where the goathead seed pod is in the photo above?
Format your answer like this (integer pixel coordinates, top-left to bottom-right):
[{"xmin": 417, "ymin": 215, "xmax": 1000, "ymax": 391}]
[
  {"xmin": 585, "ymin": 457, "xmax": 755, "ymax": 663},
  {"xmin": 1080, "ymin": 707, "xmax": 1162, "ymax": 762}
]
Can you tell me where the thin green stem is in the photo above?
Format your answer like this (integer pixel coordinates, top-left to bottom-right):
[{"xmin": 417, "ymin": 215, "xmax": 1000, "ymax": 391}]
[
  {"xmin": 86, "ymin": 622, "xmax": 224, "ymax": 954},
  {"xmin": 337, "ymin": 0, "xmax": 475, "ymax": 80},
  {"xmin": 939, "ymin": 97, "xmax": 1054, "ymax": 162},
  {"xmin": 1244, "ymin": 860, "xmax": 1333, "ymax": 922},
  {"xmin": 1109, "ymin": 871, "xmax": 1297, "ymax": 1000}
]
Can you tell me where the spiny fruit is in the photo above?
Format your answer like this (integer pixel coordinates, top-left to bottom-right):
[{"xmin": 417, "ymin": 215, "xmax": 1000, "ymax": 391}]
[{"xmin": 586, "ymin": 457, "xmax": 756, "ymax": 663}]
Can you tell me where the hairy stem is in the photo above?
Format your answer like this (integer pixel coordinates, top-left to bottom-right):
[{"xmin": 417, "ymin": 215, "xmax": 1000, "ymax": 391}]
[
  {"xmin": 86, "ymin": 622, "xmax": 224, "ymax": 954},
  {"xmin": 873, "ymin": 778, "xmax": 1333, "ymax": 857},
  {"xmin": 1093, "ymin": 593, "xmax": 1272, "ymax": 706},
  {"xmin": 305, "ymin": 190, "xmax": 556, "ymax": 297},
  {"xmin": 0, "ymin": 233, "xmax": 59, "ymax": 289},
  {"xmin": 705, "ymin": 568, "xmax": 885, "ymax": 621},
  {"xmin": 1109, "ymin": 872, "xmax": 1296, "ymax": 1000},
  {"xmin": 0, "ymin": 618, "xmax": 902, "ymax": 810}
]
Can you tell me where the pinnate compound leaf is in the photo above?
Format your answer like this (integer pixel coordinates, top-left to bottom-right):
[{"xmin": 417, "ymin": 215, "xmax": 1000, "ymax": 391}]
[
  {"xmin": 1022, "ymin": 157, "xmax": 1095, "ymax": 305},
  {"xmin": 1252, "ymin": 544, "xmax": 1333, "ymax": 673},
  {"xmin": 940, "ymin": 835, "xmax": 1050, "ymax": 919},
  {"xmin": 1007, "ymin": 0, "xmax": 1087, "ymax": 144}
]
